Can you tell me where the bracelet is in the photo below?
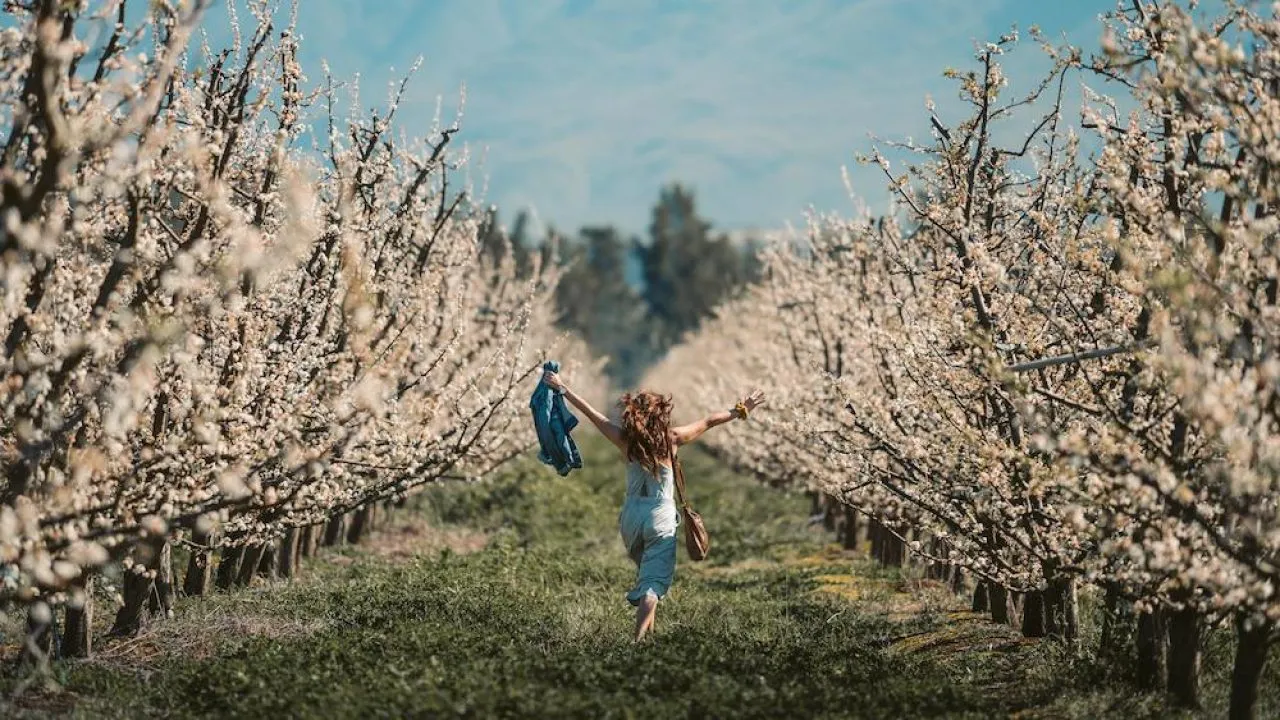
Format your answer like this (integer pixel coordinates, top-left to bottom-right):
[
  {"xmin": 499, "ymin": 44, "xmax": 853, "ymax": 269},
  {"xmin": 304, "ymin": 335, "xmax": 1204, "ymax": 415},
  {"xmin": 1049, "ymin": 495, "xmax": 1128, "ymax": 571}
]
[{"xmin": 733, "ymin": 402, "xmax": 749, "ymax": 420}]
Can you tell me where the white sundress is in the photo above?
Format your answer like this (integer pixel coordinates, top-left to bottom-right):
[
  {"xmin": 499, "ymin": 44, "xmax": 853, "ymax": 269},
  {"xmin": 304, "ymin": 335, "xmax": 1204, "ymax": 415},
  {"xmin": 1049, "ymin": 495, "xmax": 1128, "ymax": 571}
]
[{"xmin": 618, "ymin": 461, "xmax": 680, "ymax": 606}]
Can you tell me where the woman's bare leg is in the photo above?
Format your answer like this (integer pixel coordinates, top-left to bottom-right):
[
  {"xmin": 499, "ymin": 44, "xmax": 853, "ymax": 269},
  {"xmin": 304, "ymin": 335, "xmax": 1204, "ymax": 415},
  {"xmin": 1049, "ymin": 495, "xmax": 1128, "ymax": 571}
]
[{"xmin": 633, "ymin": 592, "xmax": 658, "ymax": 642}]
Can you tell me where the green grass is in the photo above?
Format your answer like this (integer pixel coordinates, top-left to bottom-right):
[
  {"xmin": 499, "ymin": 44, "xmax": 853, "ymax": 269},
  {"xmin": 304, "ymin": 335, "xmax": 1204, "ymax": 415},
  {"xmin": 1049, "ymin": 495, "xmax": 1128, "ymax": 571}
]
[{"xmin": 2, "ymin": 439, "xmax": 1277, "ymax": 718}]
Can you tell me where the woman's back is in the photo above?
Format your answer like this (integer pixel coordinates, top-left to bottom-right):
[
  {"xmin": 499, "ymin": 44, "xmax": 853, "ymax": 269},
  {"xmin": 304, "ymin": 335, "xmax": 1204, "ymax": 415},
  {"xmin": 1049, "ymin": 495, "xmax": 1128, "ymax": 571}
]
[{"xmin": 624, "ymin": 460, "xmax": 675, "ymax": 502}]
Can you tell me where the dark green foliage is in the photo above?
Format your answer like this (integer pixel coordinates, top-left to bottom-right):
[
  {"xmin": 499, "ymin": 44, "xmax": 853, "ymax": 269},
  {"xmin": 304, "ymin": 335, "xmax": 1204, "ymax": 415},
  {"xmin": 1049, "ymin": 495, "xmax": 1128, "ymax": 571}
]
[
  {"xmin": 487, "ymin": 183, "xmax": 761, "ymax": 388},
  {"xmin": 638, "ymin": 183, "xmax": 759, "ymax": 352},
  {"xmin": 553, "ymin": 226, "xmax": 653, "ymax": 386}
]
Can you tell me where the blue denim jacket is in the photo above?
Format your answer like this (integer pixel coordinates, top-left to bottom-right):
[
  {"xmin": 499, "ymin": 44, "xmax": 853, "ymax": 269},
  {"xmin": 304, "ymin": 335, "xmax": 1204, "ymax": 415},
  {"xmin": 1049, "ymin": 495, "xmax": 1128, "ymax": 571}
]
[{"xmin": 530, "ymin": 361, "xmax": 583, "ymax": 476}]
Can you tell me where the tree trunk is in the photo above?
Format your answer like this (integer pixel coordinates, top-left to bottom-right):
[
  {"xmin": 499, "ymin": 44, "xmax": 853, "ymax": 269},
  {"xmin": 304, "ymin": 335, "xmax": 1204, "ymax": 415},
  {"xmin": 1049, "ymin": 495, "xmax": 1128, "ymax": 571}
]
[
  {"xmin": 925, "ymin": 537, "xmax": 947, "ymax": 580},
  {"xmin": 235, "ymin": 544, "xmax": 266, "ymax": 587},
  {"xmin": 215, "ymin": 545, "xmax": 243, "ymax": 590},
  {"xmin": 1100, "ymin": 585, "xmax": 1134, "ymax": 663},
  {"xmin": 19, "ymin": 601, "xmax": 55, "ymax": 670},
  {"xmin": 950, "ymin": 566, "xmax": 965, "ymax": 596},
  {"xmin": 279, "ymin": 527, "xmax": 301, "ymax": 579},
  {"xmin": 62, "ymin": 584, "xmax": 93, "ymax": 658},
  {"xmin": 293, "ymin": 528, "xmax": 305, "ymax": 572},
  {"xmin": 347, "ymin": 505, "xmax": 371, "ymax": 544},
  {"xmin": 1045, "ymin": 586, "xmax": 1061, "ymax": 637},
  {"xmin": 972, "ymin": 580, "xmax": 989, "ymax": 612},
  {"xmin": 323, "ymin": 514, "xmax": 345, "ymax": 546},
  {"xmin": 822, "ymin": 494, "xmax": 837, "ymax": 533},
  {"xmin": 110, "ymin": 565, "xmax": 155, "ymax": 636},
  {"xmin": 256, "ymin": 539, "xmax": 277, "ymax": 580},
  {"xmin": 1229, "ymin": 615, "xmax": 1272, "ymax": 720},
  {"xmin": 884, "ymin": 527, "xmax": 905, "ymax": 567},
  {"xmin": 1166, "ymin": 604, "xmax": 1201, "ymax": 709},
  {"xmin": 841, "ymin": 505, "xmax": 859, "ymax": 551},
  {"xmin": 148, "ymin": 541, "xmax": 174, "ymax": 619},
  {"xmin": 989, "ymin": 584, "xmax": 1012, "ymax": 625},
  {"xmin": 299, "ymin": 524, "xmax": 317, "ymax": 558},
  {"xmin": 1048, "ymin": 578, "xmax": 1079, "ymax": 642},
  {"xmin": 1136, "ymin": 608, "xmax": 1168, "ymax": 690},
  {"xmin": 183, "ymin": 531, "xmax": 214, "ymax": 597},
  {"xmin": 1021, "ymin": 590, "xmax": 1048, "ymax": 638},
  {"xmin": 809, "ymin": 491, "xmax": 821, "ymax": 518},
  {"xmin": 869, "ymin": 519, "xmax": 884, "ymax": 563}
]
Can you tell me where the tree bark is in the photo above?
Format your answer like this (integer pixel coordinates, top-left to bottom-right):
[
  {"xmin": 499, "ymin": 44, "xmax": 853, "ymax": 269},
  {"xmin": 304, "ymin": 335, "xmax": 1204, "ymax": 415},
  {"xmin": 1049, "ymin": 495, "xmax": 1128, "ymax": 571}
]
[
  {"xmin": 148, "ymin": 541, "xmax": 174, "ymax": 619},
  {"xmin": 215, "ymin": 545, "xmax": 243, "ymax": 590},
  {"xmin": 925, "ymin": 537, "xmax": 947, "ymax": 580},
  {"xmin": 972, "ymin": 580, "xmax": 989, "ymax": 612},
  {"xmin": 1021, "ymin": 590, "xmax": 1048, "ymax": 638},
  {"xmin": 1049, "ymin": 578, "xmax": 1079, "ymax": 642},
  {"xmin": 19, "ymin": 601, "xmax": 55, "ymax": 670},
  {"xmin": 841, "ymin": 505, "xmax": 859, "ymax": 551},
  {"xmin": 239, "ymin": 543, "xmax": 271, "ymax": 584},
  {"xmin": 256, "ymin": 539, "xmax": 277, "ymax": 580},
  {"xmin": 235, "ymin": 543, "xmax": 266, "ymax": 587},
  {"xmin": 299, "ymin": 524, "xmax": 317, "ymax": 558},
  {"xmin": 884, "ymin": 526, "xmax": 905, "ymax": 567},
  {"xmin": 278, "ymin": 527, "xmax": 301, "ymax": 579},
  {"xmin": 309, "ymin": 522, "xmax": 323, "ymax": 554},
  {"xmin": 323, "ymin": 514, "xmax": 346, "ymax": 546},
  {"xmin": 347, "ymin": 505, "xmax": 371, "ymax": 544},
  {"xmin": 989, "ymin": 584, "xmax": 1012, "ymax": 625},
  {"xmin": 1045, "ymin": 586, "xmax": 1061, "ymax": 637},
  {"xmin": 821, "ymin": 494, "xmax": 837, "ymax": 532},
  {"xmin": 110, "ymin": 541, "xmax": 167, "ymax": 636},
  {"xmin": 869, "ymin": 519, "xmax": 884, "ymax": 563},
  {"xmin": 1229, "ymin": 615, "xmax": 1272, "ymax": 720},
  {"xmin": 62, "ymin": 584, "xmax": 93, "ymax": 658},
  {"xmin": 1136, "ymin": 608, "xmax": 1168, "ymax": 690},
  {"xmin": 109, "ymin": 566, "xmax": 155, "ymax": 636},
  {"xmin": 292, "ymin": 527, "xmax": 304, "ymax": 574},
  {"xmin": 183, "ymin": 531, "xmax": 214, "ymax": 597},
  {"xmin": 1167, "ymin": 604, "xmax": 1201, "ymax": 709},
  {"xmin": 1100, "ymin": 585, "xmax": 1134, "ymax": 663},
  {"xmin": 950, "ymin": 566, "xmax": 965, "ymax": 596}
]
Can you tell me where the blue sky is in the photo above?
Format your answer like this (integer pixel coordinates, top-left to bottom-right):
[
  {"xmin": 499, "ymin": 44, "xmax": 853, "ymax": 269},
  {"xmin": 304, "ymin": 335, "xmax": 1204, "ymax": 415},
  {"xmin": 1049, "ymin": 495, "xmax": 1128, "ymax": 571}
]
[{"xmin": 193, "ymin": 1, "xmax": 1178, "ymax": 237}]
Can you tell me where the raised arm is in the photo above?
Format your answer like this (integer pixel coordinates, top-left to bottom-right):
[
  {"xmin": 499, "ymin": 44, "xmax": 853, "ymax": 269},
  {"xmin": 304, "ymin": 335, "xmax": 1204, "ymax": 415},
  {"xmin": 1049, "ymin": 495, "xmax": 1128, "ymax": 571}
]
[
  {"xmin": 542, "ymin": 370, "xmax": 627, "ymax": 452},
  {"xmin": 671, "ymin": 389, "xmax": 766, "ymax": 447}
]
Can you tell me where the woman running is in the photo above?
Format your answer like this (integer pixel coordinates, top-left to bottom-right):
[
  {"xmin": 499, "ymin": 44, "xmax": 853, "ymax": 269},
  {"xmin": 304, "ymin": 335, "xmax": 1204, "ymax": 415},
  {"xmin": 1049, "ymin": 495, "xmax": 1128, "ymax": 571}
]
[{"xmin": 540, "ymin": 367, "xmax": 765, "ymax": 641}]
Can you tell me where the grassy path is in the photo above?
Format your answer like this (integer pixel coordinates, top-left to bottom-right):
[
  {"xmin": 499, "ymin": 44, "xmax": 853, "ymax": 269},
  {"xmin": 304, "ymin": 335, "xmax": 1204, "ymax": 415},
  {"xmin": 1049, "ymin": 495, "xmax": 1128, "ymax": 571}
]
[{"xmin": 1, "ymin": 441, "xmax": 1251, "ymax": 718}]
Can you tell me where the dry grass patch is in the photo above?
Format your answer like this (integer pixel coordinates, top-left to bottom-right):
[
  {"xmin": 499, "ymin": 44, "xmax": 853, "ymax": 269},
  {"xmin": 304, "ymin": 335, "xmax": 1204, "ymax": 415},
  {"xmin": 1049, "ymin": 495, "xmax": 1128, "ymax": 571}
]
[
  {"xmin": 782, "ymin": 550, "xmax": 1036, "ymax": 660},
  {"xmin": 362, "ymin": 518, "xmax": 489, "ymax": 563},
  {"xmin": 85, "ymin": 600, "xmax": 332, "ymax": 673},
  {"xmin": 685, "ymin": 556, "xmax": 782, "ymax": 578}
]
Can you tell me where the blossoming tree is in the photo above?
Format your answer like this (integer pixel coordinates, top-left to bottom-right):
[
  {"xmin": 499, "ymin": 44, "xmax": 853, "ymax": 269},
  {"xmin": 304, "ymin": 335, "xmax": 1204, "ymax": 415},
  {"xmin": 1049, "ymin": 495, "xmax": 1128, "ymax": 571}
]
[{"xmin": 0, "ymin": 0, "xmax": 601, "ymax": 674}]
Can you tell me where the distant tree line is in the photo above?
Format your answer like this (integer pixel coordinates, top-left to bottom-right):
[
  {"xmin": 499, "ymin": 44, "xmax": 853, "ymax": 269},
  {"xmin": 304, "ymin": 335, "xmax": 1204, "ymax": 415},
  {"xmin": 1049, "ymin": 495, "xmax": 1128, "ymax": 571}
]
[{"xmin": 480, "ymin": 183, "xmax": 762, "ymax": 388}]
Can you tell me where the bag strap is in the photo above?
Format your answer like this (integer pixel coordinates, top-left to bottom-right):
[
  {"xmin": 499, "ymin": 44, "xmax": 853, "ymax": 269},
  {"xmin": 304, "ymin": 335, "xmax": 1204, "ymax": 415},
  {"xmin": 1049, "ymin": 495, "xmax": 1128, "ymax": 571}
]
[{"xmin": 666, "ymin": 432, "xmax": 690, "ymax": 511}]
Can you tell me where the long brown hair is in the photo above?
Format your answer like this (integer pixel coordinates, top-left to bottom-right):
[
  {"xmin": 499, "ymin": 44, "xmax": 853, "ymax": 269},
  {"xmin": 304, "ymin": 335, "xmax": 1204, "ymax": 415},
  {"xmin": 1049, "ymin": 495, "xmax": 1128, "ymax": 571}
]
[{"xmin": 617, "ymin": 390, "xmax": 674, "ymax": 472}]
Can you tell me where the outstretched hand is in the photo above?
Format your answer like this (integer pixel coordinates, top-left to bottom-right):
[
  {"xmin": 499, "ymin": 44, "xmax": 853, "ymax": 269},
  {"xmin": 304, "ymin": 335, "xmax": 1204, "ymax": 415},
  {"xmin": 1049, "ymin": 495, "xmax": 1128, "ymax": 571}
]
[
  {"xmin": 543, "ymin": 369, "xmax": 566, "ymax": 392},
  {"xmin": 742, "ymin": 388, "xmax": 766, "ymax": 413}
]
